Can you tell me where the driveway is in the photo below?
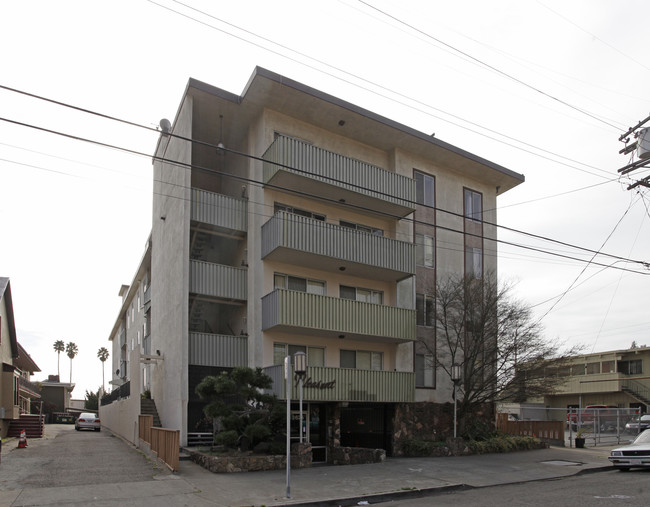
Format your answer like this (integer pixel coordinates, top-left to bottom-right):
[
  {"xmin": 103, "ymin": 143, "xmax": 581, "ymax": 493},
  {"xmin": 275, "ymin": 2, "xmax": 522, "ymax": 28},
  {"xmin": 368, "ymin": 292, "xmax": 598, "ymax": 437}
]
[{"xmin": 0, "ymin": 424, "xmax": 195, "ymax": 506}]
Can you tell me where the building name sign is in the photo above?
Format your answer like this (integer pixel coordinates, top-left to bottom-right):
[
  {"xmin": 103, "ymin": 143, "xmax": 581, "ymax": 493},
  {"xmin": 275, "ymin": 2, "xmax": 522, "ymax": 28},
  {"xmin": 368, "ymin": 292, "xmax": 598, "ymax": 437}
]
[{"xmin": 295, "ymin": 376, "xmax": 336, "ymax": 390}]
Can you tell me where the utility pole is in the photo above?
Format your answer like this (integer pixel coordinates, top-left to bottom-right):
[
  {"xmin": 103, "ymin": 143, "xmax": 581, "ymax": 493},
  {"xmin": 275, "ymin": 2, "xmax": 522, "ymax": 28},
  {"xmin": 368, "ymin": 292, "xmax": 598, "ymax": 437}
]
[{"xmin": 617, "ymin": 113, "xmax": 650, "ymax": 190}]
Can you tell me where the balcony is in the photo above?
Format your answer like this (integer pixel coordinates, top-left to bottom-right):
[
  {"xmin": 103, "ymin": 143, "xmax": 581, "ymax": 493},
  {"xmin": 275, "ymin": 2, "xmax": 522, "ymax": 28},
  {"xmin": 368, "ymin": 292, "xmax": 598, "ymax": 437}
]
[
  {"xmin": 264, "ymin": 364, "xmax": 415, "ymax": 402},
  {"xmin": 191, "ymin": 188, "xmax": 247, "ymax": 234},
  {"xmin": 262, "ymin": 134, "xmax": 415, "ymax": 217},
  {"xmin": 262, "ymin": 211, "xmax": 415, "ymax": 281},
  {"xmin": 189, "ymin": 333, "xmax": 248, "ymax": 367},
  {"xmin": 190, "ymin": 260, "xmax": 247, "ymax": 301},
  {"xmin": 262, "ymin": 289, "xmax": 416, "ymax": 343}
]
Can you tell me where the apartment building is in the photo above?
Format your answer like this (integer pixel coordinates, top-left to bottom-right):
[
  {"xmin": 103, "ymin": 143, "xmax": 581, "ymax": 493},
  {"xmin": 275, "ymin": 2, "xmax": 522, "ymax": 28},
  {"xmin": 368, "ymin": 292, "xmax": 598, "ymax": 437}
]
[
  {"xmin": 103, "ymin": 67, "xmax": 523, "ymax": 454},
  {"xmin": 536, "ymin": 346, "xmax": 650, "ymax": 413}
]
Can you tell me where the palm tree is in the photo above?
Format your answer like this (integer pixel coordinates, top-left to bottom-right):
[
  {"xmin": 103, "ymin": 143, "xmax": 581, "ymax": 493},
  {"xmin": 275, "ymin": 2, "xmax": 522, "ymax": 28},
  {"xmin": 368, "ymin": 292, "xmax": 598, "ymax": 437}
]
[
  {"xmin": 65, "ymin": 342, "xmax": 78, "ymax": 384},
  {"xmin": 97, "ymin": 347, "xmax": 109, "ymax": 391},
  {"xmin": 53, "ymin": 340, "xmax": 65, "ymax": 379}
]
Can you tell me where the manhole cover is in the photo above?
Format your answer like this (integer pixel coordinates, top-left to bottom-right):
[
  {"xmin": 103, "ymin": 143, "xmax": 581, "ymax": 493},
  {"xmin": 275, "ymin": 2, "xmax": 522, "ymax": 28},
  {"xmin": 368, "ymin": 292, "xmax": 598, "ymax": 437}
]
[{"xmin": 541, "ymin": 460, "xmax": 582, "ymax": 466}]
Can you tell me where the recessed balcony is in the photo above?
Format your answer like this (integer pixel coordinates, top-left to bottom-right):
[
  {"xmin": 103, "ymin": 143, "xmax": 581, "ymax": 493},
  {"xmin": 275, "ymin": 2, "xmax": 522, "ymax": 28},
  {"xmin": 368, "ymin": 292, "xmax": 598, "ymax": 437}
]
[
  {"xmin": 262, "ymin": 134, "xmax": 415, "ymax": 217},
  {"xmin": 263, "ymin": 364, "xmax": 415, "ymax": 402},
  {"xmin": 189, "ymin": 333, "xmax": 248, "ymax": 367},
  {"xmin": 262, "ymin": 289, "xmax": 416, "ymax": 344},
  {"xmin": 189, "ymin": 260, "xmax": 247, "ymax": 301},
  {"xmin": 191, "ymin": 188, "xmax": 247, "ymax": 234},
  {"xmin": 262, "ymin": 211, "xmax": 415, "ymax": 281}
]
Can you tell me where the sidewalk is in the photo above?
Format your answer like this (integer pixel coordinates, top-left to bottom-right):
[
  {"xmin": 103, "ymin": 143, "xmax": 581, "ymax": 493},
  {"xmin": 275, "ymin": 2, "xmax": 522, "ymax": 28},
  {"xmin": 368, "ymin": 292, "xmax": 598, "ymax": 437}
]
[
  {"xmin": 171, "ymin": 443, "xmax": 616, "ymax": 506},
  {"xmin": 1, "ymin": 427, "xmax": 617, "ymax": 507}
]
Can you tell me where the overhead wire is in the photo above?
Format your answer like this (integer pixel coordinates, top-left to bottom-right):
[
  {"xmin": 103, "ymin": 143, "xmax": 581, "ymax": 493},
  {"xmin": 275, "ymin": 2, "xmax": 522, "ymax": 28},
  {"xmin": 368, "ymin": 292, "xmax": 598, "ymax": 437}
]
[
  {"xmin": 2, "ymin": 83, "xmax": 646, "ymax": 270},
  {"xmin": 145, "ymin": 0, "xmax": 617, "ymax": 181},
  {"xmin": 357, "ymin": 0, "xmax": 625, "ymax": 131},
  {"xmin": 2, "ymin": 111, "xmax": 648, "ymax": 278}
]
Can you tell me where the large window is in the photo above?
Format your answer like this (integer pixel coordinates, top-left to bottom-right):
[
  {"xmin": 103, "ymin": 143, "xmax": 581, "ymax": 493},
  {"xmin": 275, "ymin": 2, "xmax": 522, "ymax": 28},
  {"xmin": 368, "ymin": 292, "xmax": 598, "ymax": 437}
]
[
  {"xmin": 416, "ymin": 293, "xmax": 435, "ymax": 327},
  {"xmin": 464, "ymin": 188, "xmax": 482, "ymax": 221},
  {"xmin": 416, "ymin": 353, "xmax": 435, "ymax": 387},
  {"xmin": 340, "ymin": 285, "xmax": 383, "ymax": 304},
  {"xmin": 618, "ymin": 359, "xmax": 643, "ymax": 375},
  {"xmin": 340, "ymin": 349, "xmax": 383, "ymax": 370},
  {"xmin": 274, "ymin": 273, "xmax": 325, "ymax": 295},
  {"xmin": 274, "ymin": 203, "xmax": 325, "ymax": 221},
  {"xmin": 465, "ymin": 246, "xmax": 483, "ymax": 279},
  {"xmin": 273, "ymin": 343, "xmax": 325, "ymax": 367},
  {"xmin": 416, "ymin": 234, "xmax": 435, "ymax": 268},
  {"xmin": 340, "ymin": 220, "xmax": 383, "ymax": 236},
  {"xmin": 415, "ymin": 171, "xmax": 435, "ymax": 207}
]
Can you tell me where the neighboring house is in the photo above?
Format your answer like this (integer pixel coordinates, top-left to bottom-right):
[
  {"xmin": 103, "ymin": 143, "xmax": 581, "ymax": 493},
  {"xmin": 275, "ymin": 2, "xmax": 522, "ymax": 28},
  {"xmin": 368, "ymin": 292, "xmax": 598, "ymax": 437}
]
[
  {"xmin": 1, "ymin": 277, "xmax": 42, "ymax": 438},
  {"xmin": 101, "ymin": 67, "xmax": 524, "ymax": 455},
  {"xmin": 38, "ymin": 375, "xmax": 75, "ymax": 416},
  {"xmin": 527, "ymin": 346, "xmax": 650, "ymax": 413}
]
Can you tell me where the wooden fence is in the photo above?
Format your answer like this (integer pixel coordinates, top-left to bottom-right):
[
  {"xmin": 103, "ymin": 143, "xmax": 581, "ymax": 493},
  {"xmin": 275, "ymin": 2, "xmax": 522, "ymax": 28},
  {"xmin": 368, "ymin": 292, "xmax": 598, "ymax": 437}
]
[
  {"xmin": 138, "ymin": 414, "xmax": 179, "ymax": 471},
  {"xmin": 150, "ymin": 427, "xmax": 180, "ymax": 472},
  {"xmin": 496, "ymin": 413, "xmax": 564, "ymax": 443},
  {"xmin": 138, "ymin": 415, "xmax": 153, "ymax": 443}
]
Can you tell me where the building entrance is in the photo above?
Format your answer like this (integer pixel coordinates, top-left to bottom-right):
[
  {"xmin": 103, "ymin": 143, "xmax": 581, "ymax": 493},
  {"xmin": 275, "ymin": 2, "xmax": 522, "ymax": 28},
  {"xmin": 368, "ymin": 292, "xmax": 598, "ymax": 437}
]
[{"xmin": 290, "ymin": 403, "xmax": 327, "ymax": 463}]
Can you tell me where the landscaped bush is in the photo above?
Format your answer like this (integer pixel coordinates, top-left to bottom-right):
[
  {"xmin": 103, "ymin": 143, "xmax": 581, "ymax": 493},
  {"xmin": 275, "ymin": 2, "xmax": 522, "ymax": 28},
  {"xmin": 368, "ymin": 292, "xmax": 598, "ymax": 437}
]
[
  {"xmin": 400, "ymin": 438, "xmax": 449, "ymax": 457},
  {"xmin": 468, "ymin": 435, "xmax": 539, "ymax": 454},
  {"xmin": 214, "ymin": 430, "xmax": 239, "ymax": 447}
]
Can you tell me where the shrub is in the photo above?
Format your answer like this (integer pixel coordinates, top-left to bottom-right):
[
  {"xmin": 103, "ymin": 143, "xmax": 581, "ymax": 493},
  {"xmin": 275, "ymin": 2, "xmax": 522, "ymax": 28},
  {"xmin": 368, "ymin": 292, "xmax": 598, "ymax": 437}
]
[
  {"xmin": 214, "ymin": 430, "xmax": 238, "ymax": 447},
  {"xmin": 401, "ymin": 438, "xmax": 447, "ymax": 457}
]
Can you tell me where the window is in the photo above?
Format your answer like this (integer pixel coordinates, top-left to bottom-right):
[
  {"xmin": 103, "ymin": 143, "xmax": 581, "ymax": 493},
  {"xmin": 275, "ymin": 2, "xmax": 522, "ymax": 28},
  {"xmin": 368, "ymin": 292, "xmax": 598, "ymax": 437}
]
[
  {"xmin": 465, "ymin": 246, "xmax": 483, "ymax": 279},
  {"xmin": 464, "ymin": 188, "xmax": 482, "ymax": 221},
  {"xmin": 274, "ymin": 274, "xmax": 325, "ymax": 295},
  {"xmin": 415, "ymin": 171, "xmax": 435, "ymax": 207},
  {"xmin": 601, "ymin": 360, "xmax": 615, "ymax": 373},
  {"xmin": 340, "ymin": 285, "xmax": 383, "ymax": 304},
  {"xmin": 586, "ymin": 362, "xmax": 600, "ymax": 375},
  {"xmin": 416, "ymin": 353, "xmax": 435, "ymax": 387},
  {"xmin": 275, "ymin": 203, "xmax": 325, "ymax": 221},
  {"xmin": 416, "ymin": 234, "xmax": 435, "ymax": 268},
  {"xmin": 340, "ymin": 350, "xmax": 382, "ymax": 370},
  {"xmin": 416, "ymin": 293, "xmax": 434, "ymax": 327},
  {"xmin": 618, "ymin": 359, "xmax": 643, "ymax": 375},
  {"xmin": 571, "ymin": 364, "xmax": 585, "ymax": 376},
  {"xmin": 340, "ymin": 220, "xmax": 383, "ymax": 236},
  {"xmin": 273, "ymin": 343, "xmax": 325, "ymax": 367}
]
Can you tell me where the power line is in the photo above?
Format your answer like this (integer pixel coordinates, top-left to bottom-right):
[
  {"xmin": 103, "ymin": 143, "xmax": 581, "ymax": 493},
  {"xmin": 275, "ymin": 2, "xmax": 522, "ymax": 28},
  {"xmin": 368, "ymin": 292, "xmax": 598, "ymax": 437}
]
[
  {"xmin": 144, "ymin": 0, "xmax": 616, "ymax": 181},
  {"xmin": 357, "ymin": 0, "xmax": 624, "ymax": 131},
  {"xmin": 2, "ymin": 83, "xmax": 645, "ymax": 269},
  {"xmin": 2, "ymin": 113, "xmax": 648, "ymax": 277}
]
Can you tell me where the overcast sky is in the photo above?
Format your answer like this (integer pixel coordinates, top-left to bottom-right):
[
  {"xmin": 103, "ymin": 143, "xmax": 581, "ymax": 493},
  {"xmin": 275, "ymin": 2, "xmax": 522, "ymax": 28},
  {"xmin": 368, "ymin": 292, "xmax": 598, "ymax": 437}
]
[{"xmin": 1, "ymin": 1, "xmax": 649, "ymax": 400}]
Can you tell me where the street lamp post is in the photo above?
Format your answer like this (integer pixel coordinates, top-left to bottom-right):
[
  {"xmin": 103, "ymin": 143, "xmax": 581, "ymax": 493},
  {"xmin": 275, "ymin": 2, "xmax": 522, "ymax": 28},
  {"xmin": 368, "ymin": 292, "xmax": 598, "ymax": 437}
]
[
  {"xmin": 451, "ymin": 363, "xmax": 462, "ymax": 438},
  {"xmin": 293, "ymin": 352, "xmax": 307, "ymax": 444},
  {"xmin": 284, "ymin": 356, "xmax": 291, "ymax": 498}
]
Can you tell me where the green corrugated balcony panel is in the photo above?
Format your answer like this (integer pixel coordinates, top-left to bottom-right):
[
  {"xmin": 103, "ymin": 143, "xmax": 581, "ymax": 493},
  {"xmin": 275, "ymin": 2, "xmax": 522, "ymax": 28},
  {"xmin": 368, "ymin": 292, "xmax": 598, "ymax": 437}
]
[
  {"xmin": 190, "ymin": 260, "xmax": 247, "ymax": 300},
  {"xmin": 262, "ymin": 289, "xmax": 416, "ymax": 343},
  {"xmin": 261, "ymin": 211, "xmax": 415, "ymax": 282},
  {"xmin": 262, "ymin": 134, "xmax": 415, "ymax": 217},
  {"xmin": 263, "ymin": 364, "xmax": 415, "ymax": 403},
  {"xmin": 191, "ymin": 188, "xmax": 247, "ymax": 233}
]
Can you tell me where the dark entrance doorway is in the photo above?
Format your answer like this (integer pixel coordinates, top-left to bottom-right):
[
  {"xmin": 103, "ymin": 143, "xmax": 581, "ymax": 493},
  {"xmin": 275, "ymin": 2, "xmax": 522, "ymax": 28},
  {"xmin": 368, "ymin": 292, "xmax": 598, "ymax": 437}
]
[{"xmin": 340, "ymin": 403, "xmax": 394, "ymax": 455}]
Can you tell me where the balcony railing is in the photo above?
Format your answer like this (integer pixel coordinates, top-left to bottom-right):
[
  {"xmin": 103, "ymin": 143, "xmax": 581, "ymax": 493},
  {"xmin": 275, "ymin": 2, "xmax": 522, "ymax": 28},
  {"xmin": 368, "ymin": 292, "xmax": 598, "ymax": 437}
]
[
  {"xmin": 191, "ymin": 188, "xmax": 247, "ymax": 233},
  {"xmin": 262, "ymin": 134, "xmax": 415, "ymax": 217},
  {"xmin": 189, "ymin": 333, "xmax": 248, "ymax": 367},
  {"xmin": 262, "ymin": 289, "xmax": 416, "ymax": 343},
  {"xmin": 264, "ymin": 364, "xmax": 415, "ymax": 402},
  {"xmin": 190, "ymin": 260, "xmax": 247, "ymax": 301},
  {"xmin": 262, "ymin": 211, "xmax": 415, "ymax": 281},
  {"xmin": 18, "ymin": 376, "xmax": 41, "ymax": 398}
]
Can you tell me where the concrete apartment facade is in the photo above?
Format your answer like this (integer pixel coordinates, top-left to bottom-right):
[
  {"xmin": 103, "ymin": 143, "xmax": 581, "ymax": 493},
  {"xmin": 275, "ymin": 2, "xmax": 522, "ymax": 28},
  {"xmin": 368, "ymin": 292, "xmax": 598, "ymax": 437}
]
[{"xmin": 103, "ymin": 67, "xmax": 524, "ymax": 454}]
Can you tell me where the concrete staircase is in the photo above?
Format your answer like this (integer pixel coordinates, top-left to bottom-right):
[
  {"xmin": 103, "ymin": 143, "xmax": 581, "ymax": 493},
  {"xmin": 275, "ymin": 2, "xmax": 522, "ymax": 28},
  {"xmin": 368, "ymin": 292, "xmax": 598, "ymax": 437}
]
[
  {"xmin": 140, "ymin": 398, "xmax": 161, "ymax": 427},
  {"xmin": 7, "ymin": 414, "xmax": 44, "ymax": 438}
]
